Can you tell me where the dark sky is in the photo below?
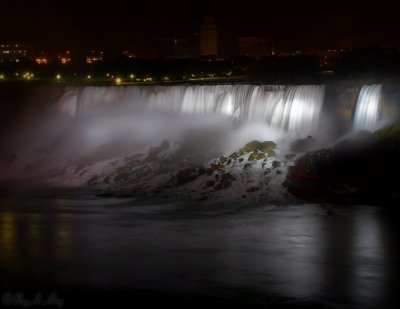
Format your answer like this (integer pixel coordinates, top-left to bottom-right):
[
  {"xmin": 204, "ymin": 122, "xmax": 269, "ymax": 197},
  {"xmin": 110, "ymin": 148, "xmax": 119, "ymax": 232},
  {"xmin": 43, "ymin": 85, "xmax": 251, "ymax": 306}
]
[{"xmin": 1, "ymin": 0, "xmax": 399, "ymax": 55}]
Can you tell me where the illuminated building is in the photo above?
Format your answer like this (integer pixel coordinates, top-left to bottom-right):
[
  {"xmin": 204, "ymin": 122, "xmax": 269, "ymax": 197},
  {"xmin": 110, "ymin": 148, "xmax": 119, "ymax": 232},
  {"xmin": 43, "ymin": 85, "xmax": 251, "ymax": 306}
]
[
  {"xmin": 59, "ymin": 51, "xmax": 72, "ymax": 64},
  {"xmin": 86, "ymin": 50, "xmax": 103, "ymax": 64},
  {"xmin": 200, "ymin": 17, "xmax": 217, "ymax": 56},
  {"xmin": 35, "ymin": 57, "xmax": 48, "ymax": 64},
  {"xmin": 0, "ymin": 43, "xmax": 27, "ymax": 63}
]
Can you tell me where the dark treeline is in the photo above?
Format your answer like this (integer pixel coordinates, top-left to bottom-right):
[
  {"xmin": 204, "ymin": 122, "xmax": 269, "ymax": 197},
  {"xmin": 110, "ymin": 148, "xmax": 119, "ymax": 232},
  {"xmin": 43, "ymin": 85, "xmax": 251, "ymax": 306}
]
[{"xmin": 1, "ymin": 48, "xmax": 400, "ymax": 83}]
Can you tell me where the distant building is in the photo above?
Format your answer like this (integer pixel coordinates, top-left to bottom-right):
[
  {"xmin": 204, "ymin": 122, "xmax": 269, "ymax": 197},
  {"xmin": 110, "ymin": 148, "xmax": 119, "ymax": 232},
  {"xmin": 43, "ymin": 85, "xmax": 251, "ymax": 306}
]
[
  {"xmin": 86, "ymin": 50, "xmax": 103, "ymax": 64},
  {"xmin": 200, "ymin": 17, "xmax": 218, "ymax": 56},
  {"xmin": 58, "ymin": 50, "xmax": 73, "ymax": 64},
  {"xmin": 0, "ymin": 43, "xmax": 27, "ymax": 63},
  {"xmin": 238, "ymin": 37, "xmax": 272, "ymax": 58}
]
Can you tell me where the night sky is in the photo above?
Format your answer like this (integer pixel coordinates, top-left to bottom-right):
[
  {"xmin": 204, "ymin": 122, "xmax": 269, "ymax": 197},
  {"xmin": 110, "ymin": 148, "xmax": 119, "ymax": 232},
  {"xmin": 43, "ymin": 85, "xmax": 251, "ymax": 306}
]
[{"xmin": 1, "ymin": 0, "xmax": 399, "ymax": 56}]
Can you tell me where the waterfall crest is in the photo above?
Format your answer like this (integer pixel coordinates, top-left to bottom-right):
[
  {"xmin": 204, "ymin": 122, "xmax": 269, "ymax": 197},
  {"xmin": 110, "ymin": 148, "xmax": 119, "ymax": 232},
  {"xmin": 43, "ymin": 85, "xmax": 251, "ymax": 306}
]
[
  {"xmin": 353, "ymin": 84, "xmax": 382, "ymax": 131},
  {"xmin": 56, "ymin": 84, "xmax": 325, "ymax": 135}
]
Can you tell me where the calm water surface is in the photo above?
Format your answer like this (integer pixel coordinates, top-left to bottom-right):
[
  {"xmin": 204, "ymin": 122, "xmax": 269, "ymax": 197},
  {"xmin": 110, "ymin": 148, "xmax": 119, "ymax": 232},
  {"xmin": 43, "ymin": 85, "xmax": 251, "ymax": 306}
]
[{"xmin": 0, "ymin": 190, "xmax": 399, "ymax": 308}]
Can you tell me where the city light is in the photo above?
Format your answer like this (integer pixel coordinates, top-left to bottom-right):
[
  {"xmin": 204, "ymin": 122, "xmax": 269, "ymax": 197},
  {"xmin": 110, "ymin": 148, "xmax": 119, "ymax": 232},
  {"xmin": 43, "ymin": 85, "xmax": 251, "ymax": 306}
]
[
  {"xmin": 0, "ymin": 74, "xmax": 4, "ymax": 79},
  {"xmin": 22, "ymin": 72, "xmax": 34, "ymax": 80},
  {"xmin": 56, "ymin": 74, "xmax": 61, "ymax": 80},
  {"xmin": 60, "ymin": 57, "xmax": 71, "ymax": 64},
  {"xmin": 129, "ymin": 74, "xmax": 135, "ymax": 79},
  {"xmin": 87, "ymin": 75, "xmax": 91, "ymax": 79},
  {"xmin": 115, "ymin": 77, "xmax": 122, "ymax": 84},
  {"xmin": 35, "ymin": 58, "xmax": 48, "ymax": 64},
  {"xmin": 86, "ymin": 51, "xmax": 103, "ymax": 64}
]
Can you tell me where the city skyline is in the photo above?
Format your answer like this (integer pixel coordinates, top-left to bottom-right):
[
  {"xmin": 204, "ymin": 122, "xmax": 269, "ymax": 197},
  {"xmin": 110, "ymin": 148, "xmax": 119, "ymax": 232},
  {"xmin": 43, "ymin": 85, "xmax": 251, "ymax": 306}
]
[{"xmin": 1, "ymin": 0, "xmax": 399, "ymax": 57}]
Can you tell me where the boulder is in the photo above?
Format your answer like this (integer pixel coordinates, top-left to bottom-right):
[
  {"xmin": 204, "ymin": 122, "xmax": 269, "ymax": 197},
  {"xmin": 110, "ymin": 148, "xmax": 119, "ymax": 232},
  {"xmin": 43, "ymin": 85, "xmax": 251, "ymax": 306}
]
[
  {"xmin": 284, "ymin": 122, "xmax": 400, "ymax": 204},
  {"xmin": 243, "ymin": 163, "xmax": 252, "ymax": 170},
  {"xmin": 259, "ymin": 141, "xmax": 276, "ymax": 155},
  {"xmin": 239, "ymin": 140, "xmax": 261, "ymax": 154},
  {"xmin": 272, "ymin": 161, "xmax": 281, "ymax": 168},
  {"xmin": 248, "ymin": 151, "xmax": 259, "ymax": 161},
  {"xmin": 207, "ymin": 162, "xmax": 224, "ymax": 175},
  {"xmin": 215, "ymin": 173, "xmax": 235, "ymax": 190},
  {"xmin": 290, "ymin": 136, "xmax": 315, "ymax": 153},
  {"xmin": 256, "ymin": 152, "xmax": 266, "ymax": 160}
]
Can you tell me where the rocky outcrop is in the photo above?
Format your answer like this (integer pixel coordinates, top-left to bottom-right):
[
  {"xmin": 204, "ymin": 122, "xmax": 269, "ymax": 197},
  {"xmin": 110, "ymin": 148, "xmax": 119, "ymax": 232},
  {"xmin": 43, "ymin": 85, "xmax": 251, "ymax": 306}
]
[
  {"xmin": 285, "ymin": 124, "xmax": 400, "ymax": 204},
  {"xmin": 290, "ymin": 136, "xmax": 315, "ymax": 153},
  {"xmin": 239, "ymin": 140, "xmax": 276, "ymax": 156}
]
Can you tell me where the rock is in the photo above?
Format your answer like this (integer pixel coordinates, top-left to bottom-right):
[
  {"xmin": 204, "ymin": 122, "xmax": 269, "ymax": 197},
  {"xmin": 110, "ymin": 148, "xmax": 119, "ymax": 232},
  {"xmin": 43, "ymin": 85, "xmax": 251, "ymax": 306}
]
[
  {"xmin": 239, "ymin": 140, "xmax": 261, "ymax": 154},
  {"xmin": 239, "ymin": 140, "xmax": 276, "ymax": 156},
  {"xmin": 284, "ymin": 123, "xmax": 400, "ymax": 204},
  {"xmin": 206, "ymin": 180, "xmax": 215, "ymax": 187},
  {"xmin": 214, "ymin": 173, "xmax": 235, "ymax": 190},
  {"xmin": 215, "ymin": 181, "xmax": 232, "ymax": 190},
  {"xmin": 243, "ymin": 163, "xmax": 252, "ymax": 170},
  {"xmin": 114, "ymin": 169, "xmax": 129, "ymax": 182},
  {"xmin": 256, "ymin": 152, "xmax": 266, "ymax": 160},
  {"xmin": 264, "ymin": 168, "xmax": 271, "ymax": 175},
  {"xmin": 285, "ymin": 154, "xmax": 296, "ymax": 160},
  {"xmin": 207, "ymin": 162, "xmax": 224, "ymax": 175},
  {"xmin": 248, "ymin": 151, "xmax": 266, "ymax": 161},
  {"xmin": 272, "ymin": 161, "xmax": 281, "ymax": 168},
  {"xmin": 290, "ymin": 136, "xmax": 315, "ymax": 153},
  {"xmin": 221, "ymin": 172, "xmax": 236, "ymax": 182},
  {"xmin": 374, "ymin": 120, "xmax": 400, "ymax": 139},
  {"xmin": 145, "ymin": 140, "xmax": 170, "ymax": 162},
  {"xmin": 219, "ymin": 156, "xmax": 228, "ymax": 164},
  {"xmin": 239, "ymin": 158, "xmax": 244, "ymax": 162},
  {"xmin": 229, "ymin": 152, "xmax": 239, "ymax": 160},
  {"xmin": 176, "ymin": 166, "xmax": 204, "ymax": 185},
  {"xmin": 248, "ymin": 151, "xmax": 259, "ymax": 161},
  {"xmin": 259, "ymin": 141, "xmax": 276, "ymax": 155}
]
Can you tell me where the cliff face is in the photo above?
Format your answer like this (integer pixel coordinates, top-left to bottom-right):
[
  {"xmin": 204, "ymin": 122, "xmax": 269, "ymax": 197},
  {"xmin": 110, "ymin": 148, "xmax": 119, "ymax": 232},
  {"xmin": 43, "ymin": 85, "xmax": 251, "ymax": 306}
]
[{"xmin": 284, "ymin": 123, "xmax": 400, "ymax": 205}]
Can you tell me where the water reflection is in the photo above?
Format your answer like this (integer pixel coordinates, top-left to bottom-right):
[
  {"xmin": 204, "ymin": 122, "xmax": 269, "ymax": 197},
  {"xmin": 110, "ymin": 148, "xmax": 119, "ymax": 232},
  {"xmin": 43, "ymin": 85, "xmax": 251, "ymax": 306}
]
[
  {"xmin": 0, "ymin": 198, "xmax": 399, "ymax": 308},
  {"xmin": 0, "ymin": 211, "xmax": 17, "ymax": 264},
  {"xmin": 351, "ymin": 208, "xmax": 386, "ymax": 307}
]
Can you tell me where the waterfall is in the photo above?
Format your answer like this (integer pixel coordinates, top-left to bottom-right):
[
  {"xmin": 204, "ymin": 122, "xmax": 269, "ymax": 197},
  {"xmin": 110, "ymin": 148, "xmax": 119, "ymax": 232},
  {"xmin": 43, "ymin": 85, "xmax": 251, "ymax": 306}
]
[
  {"xmin": 55, "ymin": 84, "xmax": 325, "ymax": 135},
  {"xmin": 353, "ymin": 84, "xmax": 382, "ymax": 131}
]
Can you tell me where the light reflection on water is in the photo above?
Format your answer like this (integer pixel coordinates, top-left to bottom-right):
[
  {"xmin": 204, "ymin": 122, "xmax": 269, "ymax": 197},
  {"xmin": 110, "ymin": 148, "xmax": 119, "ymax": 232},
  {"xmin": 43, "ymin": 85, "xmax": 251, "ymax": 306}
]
[{"xmin": 0, "ymin": 195, "xmax": 399, "ymax": 308}]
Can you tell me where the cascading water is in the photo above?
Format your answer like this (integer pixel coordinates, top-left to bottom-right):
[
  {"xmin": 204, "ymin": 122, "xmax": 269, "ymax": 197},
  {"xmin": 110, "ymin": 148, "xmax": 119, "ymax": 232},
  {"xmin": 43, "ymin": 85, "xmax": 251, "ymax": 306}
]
[
  {"xmin": 0, "ymin": 82, "xmax": 390, "ymax": 197},
  {"xmin": 56, "ymin": 84, "xmax": 325, "ymax": 135},
  {"xmin": 353, "ymin": 84, "xmax": 382, "ymax": 131}
]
